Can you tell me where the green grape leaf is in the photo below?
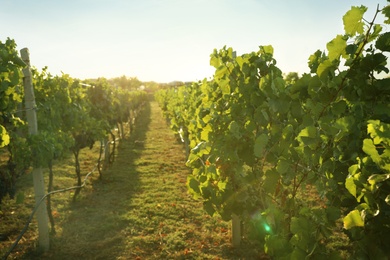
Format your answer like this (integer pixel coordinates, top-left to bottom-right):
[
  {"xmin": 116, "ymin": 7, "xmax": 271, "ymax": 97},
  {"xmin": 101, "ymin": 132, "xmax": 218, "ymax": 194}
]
[
  {"xmin": 218, "ymin": 180, "xmax": 227, "ymax": 191},
  {"xmin": 206, "ymin": 165, "xmax": 217, "ymax": 179},
  {"xmin": 290, "ymin": 217, "xmax": 310, "ymax": 234},
  {"xmin": 228, "ymin": 121, "xmax": 241, "ymax": 139},
  {"xmin": 276, "ymin": 159, "xmax": 289, "ymax": 174},
  {"xmin": 236, "ymin": 56, "xmax": 244, "ymax": 69},
  {"xmin": 0, "ymin": 125, "xmax": 10, "ymax": 147},
  {"xmin": 385, "ymin": 195, "xmax": 390, "ymax": 205},
  {"xmin": 187, "ymin": 176, "xmax": 200, "ymax": 194},
  {"xmin": 298, "ymin": 125, "xmax": 317, "ymax": 139},
  {"xmin": 375, "ymin": 32, "xmax": 390, "ymax": 52},
  {"xmin": 191, "ymin": 141, "xmax": 210, "ymax": 156},
  {"xmin": 327, "ymin": 35, "xmax": 347, "ymax": 60},
  {"xmin": 346, "ymin": 44, "xmax": 358, "ymax": 56},
  {"xmin": 203, "ymin": 201, "xmax": 216, "ymax": 216},
  {"xmin": 202, "ymin": 114, "xmax": 211, "ymax": 124},
  {"xmin": 362, "ymin": 139, "xmax": 381, "ymax": 164},
  {"xmin": 9, "ymin": 68, "xmax": 21, "ymax": 86},
  {"xmin": 12, "ymin": 55, "xmax": 26, "ymax": 67},
  {"xmin": 261, "ymin": 45, "xmax": 274, "ymax": 55},
  {"xmin": 316, "ymin": 59, "xmax": 334, "ymax": 78},
  {"xmin": 382, "ymin": 5, "xmax": 390, "ymax": 24},
  {"xmin": 308, "ymin": 50, "xmax": 322, "ymax": 73},
  {"xmin": 343, "ymin": 6, "xmax": 368, "ymax": 36},
  {"xmin": 331, "ymin": 100, "xmax": 348, "ymax": 115},
  {"xmin": 201, "ymin": 124, "xmax": 212, "ymax": 142},
  {"xmin": 263, "ymin": 169, "xmax": 280, "ymax": 194},
  {"xmin": 326, "ymin": 206, "xmax": 341, "ymax": 222},
  {"xmin": 368, "ymin": 24, "xmax": 383, "ymax": 43},
  {"xmin": 210, "ymin": 52, "xmax": 220, "ymax": 68},
  {"xmin": 219, "ymin": 78, "xmax": 230, "ymax": 95},
  {"xmin": 335, "ymin": 116, "xmax": 355, "ymax": 132},
  {"xmin": 343, "ymin": 209, "xmax": 364, "ymax": 229},
  {"xmin": 291, "ymin": 248, "xmax": 307, "ymax": 259},
  {"xmin": 345, "ymin": 176, "xmax": 357, "ymax": 198},
  {"xmin": 254, "ymin": 133, "xmax": 268, "ymax": 157},
  {"xmin": 368, "ymin": 173, "xmax": 390, "ymax": 185}
]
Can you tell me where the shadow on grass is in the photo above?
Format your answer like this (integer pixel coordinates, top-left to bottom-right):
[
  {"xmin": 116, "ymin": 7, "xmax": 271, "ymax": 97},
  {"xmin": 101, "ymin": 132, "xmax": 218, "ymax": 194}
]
[{"xmin": 26, "ymin": 102, "xmax": 152, "ymax": 260}]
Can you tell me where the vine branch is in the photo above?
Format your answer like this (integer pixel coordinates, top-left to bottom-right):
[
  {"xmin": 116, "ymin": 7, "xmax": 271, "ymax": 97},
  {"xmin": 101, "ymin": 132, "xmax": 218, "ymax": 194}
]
[{"xmin": 318, "ymin": 6, "xmax": 381, "ymax": 119}]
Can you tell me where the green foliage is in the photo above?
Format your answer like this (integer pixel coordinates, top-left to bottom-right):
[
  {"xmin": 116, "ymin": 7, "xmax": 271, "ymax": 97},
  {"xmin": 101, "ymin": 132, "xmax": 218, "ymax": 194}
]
[
  {"xmin": 343, "ymin": 6, "xmax": 367, "ymax": 36},
  {"xmin": 0, "ymin": 125, "xmax": 10, "ymax": 147},
  {"xmin": 157, "ymin": 3, "xmax": 390, "ymax": 259},
  {"xmin": 0, "ymin": 38, "xmax": 24, "ymax": 148},
  {"xmin": 29, "ymin": 70, "xmax": 147, "ymax": 168},
  {"xmin": 0, "ymin": 37, "xmax": 148, "ymax": 204},
  {"xmin": 109, "ymin": 75, "xmax": 143, "ymax": 90},
  {"xmin": 0, "ymin": 38, "xmax": 28, "ymax": 202}
]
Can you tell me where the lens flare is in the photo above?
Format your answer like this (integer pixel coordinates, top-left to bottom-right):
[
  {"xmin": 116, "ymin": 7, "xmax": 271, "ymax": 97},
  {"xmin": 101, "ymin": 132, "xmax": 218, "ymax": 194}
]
[{"xmin": 251, "ymin": 211, "xmax": 272, "ymax": 235}]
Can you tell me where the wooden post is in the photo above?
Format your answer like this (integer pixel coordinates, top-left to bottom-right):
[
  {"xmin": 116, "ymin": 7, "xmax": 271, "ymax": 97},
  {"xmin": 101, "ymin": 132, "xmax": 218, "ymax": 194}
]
[
  {"xmin": 184, "ymin": 134, "xmax": 189, "ymax": 159},
  {"xmin": 230, "ymin": 51, "xmax": 241, "ymax": 248},
  {"xmin": 103, "ymin": 136, "xmax": 110, "ymax": 170},
  {"xmin": 119, "ymin": 122, "xmax": 124, "ymax": 139},
  {"xmin": 232, "ymin": 214, "xmax": 241, "ymax": 247},
  {"xmin": 20, "ymin": 48, "xmax": 50, "ymax": 251}
]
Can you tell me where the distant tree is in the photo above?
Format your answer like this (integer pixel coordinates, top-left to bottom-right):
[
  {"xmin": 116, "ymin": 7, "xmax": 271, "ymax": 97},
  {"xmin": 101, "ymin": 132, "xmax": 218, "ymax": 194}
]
[
  {"xmin": 110, "ymin": 75, "xmax": 142, "ymax": 90},
  {"xmin": 284, "ymin": 72, "xmax": 299, "ymax": 85},
  {"xmin": 169, "ymin": 81, "xmax": 184, "ymax": 87},
  {"xmin": 143, "ymin": 81, "xmax": 159, "ymax": 92}
]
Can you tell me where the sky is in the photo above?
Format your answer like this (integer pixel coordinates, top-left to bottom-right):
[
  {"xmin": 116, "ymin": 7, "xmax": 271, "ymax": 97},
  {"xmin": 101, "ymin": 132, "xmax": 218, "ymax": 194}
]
[{"xmin": 0, "ymin": 0, "xmax": 387, "ymax": 83}]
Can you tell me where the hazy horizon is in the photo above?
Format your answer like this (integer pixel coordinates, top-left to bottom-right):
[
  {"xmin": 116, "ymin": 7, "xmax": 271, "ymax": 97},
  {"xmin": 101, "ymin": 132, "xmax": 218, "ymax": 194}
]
[{"xmin": 0, "ymin": 0, "xmax": 386, "ymax": 83}]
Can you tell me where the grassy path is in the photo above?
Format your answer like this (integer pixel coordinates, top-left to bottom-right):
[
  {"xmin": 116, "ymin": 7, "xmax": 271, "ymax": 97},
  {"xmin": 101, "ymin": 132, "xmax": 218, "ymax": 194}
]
[
  {"xmin": 0, "ymin": 100, "xmax": 266, "ymax": 259},
  {"xmin": 33, "ymin": 100, "xmax": 258, "ymax": 260},
  {"xmin": 0, "ymin": 97, "xmax": 350, "ymax": 260}
]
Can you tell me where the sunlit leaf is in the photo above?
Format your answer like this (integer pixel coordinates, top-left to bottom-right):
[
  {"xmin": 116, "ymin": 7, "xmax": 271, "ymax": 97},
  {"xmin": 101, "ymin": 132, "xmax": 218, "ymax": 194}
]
[
  {"xmin": 210, "ymin": 52, "xmax": 220, "ymax": 68},
  {"xmin": 261, "ymin": 45, "xmax": 274, "ymax": 55},
  {"xmin": 362, "ymin": 139, "xmax": 381, "ymax": 164},
  {"xmin": 335, "ymin": 116, "xmax": 355, "ymax": 132},
  {"xmin": 297, "ymin": 126, "xmax": 317, "ymax": 143},
  {"xmin": 368, "ymin": 173, "xmax": 390, "ymax": 185},
  {"xmin": 218, "ymin": 181, "xmax": 227, "ymax": 191},
  {"xmin": 385, "ymin": 195, "xmax": 390, "ymax": 205},
  {"xmin": 343, "ymin": 209, "xmax": 364, "ymax": 229},
  {"xmin": 0, "ymin": 125, "xmax": 10, "ymax": 147},
  {"xmin": 201, "ymin": 124, "xmax": 212, "ymax": 142},
  {"xmin": 327, "ymin": 35, "xmax": 347, "ymax": 60},
  {"xmin": 316, "ymin": 59, "xmax": 334, "ymax": 78},
  {"xmin": 345, "ymin": 176, "xmax": 357, "ymax": 198},
  {"xmin": 219, "ymin": 78, "xmax": 230, "ymax": 95},
  {"xmin": 343, "ymin": 6, "xmax": 367, "ymax": 36}
]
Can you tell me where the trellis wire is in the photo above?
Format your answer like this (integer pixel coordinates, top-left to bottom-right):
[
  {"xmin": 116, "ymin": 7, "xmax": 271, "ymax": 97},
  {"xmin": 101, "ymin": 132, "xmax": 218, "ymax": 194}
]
[{"xmin": 1, "ymin": 138, "xmax": 118, "ymax": 260}]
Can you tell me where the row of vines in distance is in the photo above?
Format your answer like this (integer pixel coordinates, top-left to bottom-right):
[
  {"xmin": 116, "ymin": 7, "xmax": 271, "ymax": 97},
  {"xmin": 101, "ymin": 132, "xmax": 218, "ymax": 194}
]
[
  {"xmin": 0, "ymin": 38, "xmax": 148, "ymax": 218},
  {"xmin": 156, "ymin": 5, "xmax": 390, "ymax": 259}
]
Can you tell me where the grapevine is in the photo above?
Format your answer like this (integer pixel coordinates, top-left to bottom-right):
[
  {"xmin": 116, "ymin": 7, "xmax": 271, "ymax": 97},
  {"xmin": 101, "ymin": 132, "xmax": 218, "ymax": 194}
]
[{"xmin": 157, "ymin": 3, "xmax": 390, "ymax": 258}]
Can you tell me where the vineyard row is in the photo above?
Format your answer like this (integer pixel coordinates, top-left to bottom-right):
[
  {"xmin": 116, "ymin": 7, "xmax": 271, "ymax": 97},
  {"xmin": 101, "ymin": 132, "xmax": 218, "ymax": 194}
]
[{"xmin": 156, "ymin": 5, "xmax": 390, "ymax": 259}]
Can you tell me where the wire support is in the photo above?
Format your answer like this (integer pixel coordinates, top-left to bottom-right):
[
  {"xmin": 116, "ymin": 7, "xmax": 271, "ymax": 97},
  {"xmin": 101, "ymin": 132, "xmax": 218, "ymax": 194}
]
[{"xmin": 1, "ymin": 136, "xmax": 119, "ymax": 260}]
